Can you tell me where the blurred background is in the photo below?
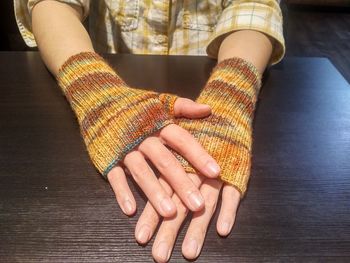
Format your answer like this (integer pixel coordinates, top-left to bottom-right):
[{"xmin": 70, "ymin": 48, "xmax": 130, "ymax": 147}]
[{"xmin": 1, "ymin": 0, "xmax": 349, "ymax": 82}]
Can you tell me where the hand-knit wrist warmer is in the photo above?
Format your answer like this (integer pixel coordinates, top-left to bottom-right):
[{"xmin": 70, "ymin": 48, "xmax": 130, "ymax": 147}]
[
  {"xmin": 163, "ymin": 57, "xmax": 261, "ymax": 197},
  {"xmin": 57, "ymin": 52, "xmax": 174, "ymax": 177}
]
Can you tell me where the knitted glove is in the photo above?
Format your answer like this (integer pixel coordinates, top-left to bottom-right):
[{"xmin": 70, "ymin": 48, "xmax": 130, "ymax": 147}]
[
  {"xmin": 162, "ymin": 57, "xmax": 261, "ymax": 197},
  {"xmin": 57, "ymin": 52, "xmax": 175, "ymax": 177}
]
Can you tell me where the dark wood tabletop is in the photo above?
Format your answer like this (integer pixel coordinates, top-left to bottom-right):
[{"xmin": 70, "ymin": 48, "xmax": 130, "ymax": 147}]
[{"xmin": 1, "ymin": 52, "xmax": 350, "ymax": 262}]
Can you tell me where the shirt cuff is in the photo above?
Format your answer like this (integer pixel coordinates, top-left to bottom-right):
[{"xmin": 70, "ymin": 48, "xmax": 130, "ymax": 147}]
[
  {"xmin": 206, "ymin": 1, "xmax": 285, "ymax": 65},
  {"xmin": 14, "ymin": 0, "xmax": 89, "ymax": 47}
]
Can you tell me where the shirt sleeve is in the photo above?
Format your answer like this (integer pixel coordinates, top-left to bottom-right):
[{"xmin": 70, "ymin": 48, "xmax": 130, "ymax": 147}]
[
  {"xmin": 14, "ymin": 0, "xmax": 90, "ymax": 47},
  {"xmin": 206, "ymin": 0, "xmax": 285, "ymax": 65}
]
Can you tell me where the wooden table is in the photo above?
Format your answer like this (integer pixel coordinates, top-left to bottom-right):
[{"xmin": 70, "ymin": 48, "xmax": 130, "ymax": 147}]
[{"xmin": 1, "ymin": 52, "xmax": 350, "ymax": 262}]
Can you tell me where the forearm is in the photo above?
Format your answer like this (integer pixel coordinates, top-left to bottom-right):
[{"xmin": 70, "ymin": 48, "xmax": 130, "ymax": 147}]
[
  {"xmin": 32, "ymin": 1, "xmax": 94, "ymax": 76},
  {"xmin": 218, "ymin": 30, "xmax": 274, "ymax": 74}
]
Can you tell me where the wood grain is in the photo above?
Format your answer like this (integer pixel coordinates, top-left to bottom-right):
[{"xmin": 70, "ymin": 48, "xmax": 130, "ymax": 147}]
[
  {"xmin": 0, "ymin": 52, "xmax": 350, "ymax": 262},
  {"xmin": 285, "ymin": 5, "xmax": 350, "ymax": 83}
]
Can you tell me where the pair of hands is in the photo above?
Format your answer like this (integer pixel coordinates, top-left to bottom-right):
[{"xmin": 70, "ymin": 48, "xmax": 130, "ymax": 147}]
[{"xmin": 107, "ymin": 98, "xmax": 241, "ymax": 262}]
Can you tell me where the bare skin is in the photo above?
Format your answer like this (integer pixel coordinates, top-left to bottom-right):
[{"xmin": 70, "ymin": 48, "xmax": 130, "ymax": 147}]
[
  {"xmin": 137, "ymin": 31, "xmax": 274, "ymax": 262},
  {"xmin": 32, "ymin": 1, "xmax": 220, "ymax": 217},
  {"xmin": 32, "ymin": 1, "xmax": 274, "ymax": 262}
]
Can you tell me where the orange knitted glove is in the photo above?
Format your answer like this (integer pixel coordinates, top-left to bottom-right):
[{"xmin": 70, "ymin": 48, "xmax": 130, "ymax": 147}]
[
  {"xmin": 161, "ymin": 57, "xmax": 261, "ymax": 197},
  {"xmin": 57, "ymin": 52, "xmax": 175, "ymax": 177}
]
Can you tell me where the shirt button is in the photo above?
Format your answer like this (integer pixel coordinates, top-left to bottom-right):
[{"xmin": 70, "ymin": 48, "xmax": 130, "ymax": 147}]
[{"xmin": 156, "ymin": 35, "xmax": 167, "ymax": 44}]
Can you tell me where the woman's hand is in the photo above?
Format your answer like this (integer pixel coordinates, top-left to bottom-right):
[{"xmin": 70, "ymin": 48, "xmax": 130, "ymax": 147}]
[
  {"xmin": 107, "ymin": 98, "xmax": 220, "ymax": 217},
  {"xmin": 135, "ymin": 173, "xmax": 240, "ymax": 262}
]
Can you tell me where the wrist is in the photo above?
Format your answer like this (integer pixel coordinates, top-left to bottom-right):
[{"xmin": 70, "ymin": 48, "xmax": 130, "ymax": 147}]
[{"xmin": 218, "ymin": 30, "xmax": 273, "ymax": 74}]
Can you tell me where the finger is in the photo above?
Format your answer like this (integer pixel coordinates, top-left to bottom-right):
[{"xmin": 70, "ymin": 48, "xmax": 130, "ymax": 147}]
[
  {"xmin": 135, "ymin": 201, "xmax": 159, "ymax": 245},
  {"xmin": 151, "ymin": 173, "xmax": 204, "ymax": 262},
  {"xmin": 135, "ymin": 177, "xmax": 172, "ymax": 244},
  {"xmin": 182, "ymin": 179, "xmax": 223, "ymax": 260},
  {"xmin": 159, "ymin": 124, "xmax": 220, "ymax": 178},
  {"xmin": 187, "ymin": 173, "xmax": 205, "ymax": 187},
  {"xmin": 216, "ymin": 183, "xmax": 240, "ymax": 236},
  {"xmin": 139, "ymin": 137, "xmax": 205, "ymax": 212},
  {"xmin": 107, "ymin": 166, "xmax": 136, "ymax": 216},
  {"xmin": 136, "ymin": 173, "xmax": 203, "ymax": 245},
  {"xmin": 152, "ymin": 193, "xmax": 190, "ymax": 263},
  {"xmin": 173, "ymin": 98, "xmax": 211, "ymax": 118},
  {"xmin": 124, "ymin": 151, "xmax": 176, "ymax": 217}
]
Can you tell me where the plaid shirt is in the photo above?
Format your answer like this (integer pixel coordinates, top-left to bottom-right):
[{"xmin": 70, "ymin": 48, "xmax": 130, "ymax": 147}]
[{"xmin": 14, "ymin": 0, "xmax": 285, "ymax": 64}]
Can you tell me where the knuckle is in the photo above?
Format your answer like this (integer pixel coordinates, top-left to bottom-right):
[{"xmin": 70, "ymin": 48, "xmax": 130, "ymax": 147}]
[
  {"xmin": 138, "ymin": 137, "xmax": 157, "ymax": 151},
  {"xmin": 159, "ymin": 123, "xmax": 177, "ymax": 135},
  {"xmin": 143, "ymin": 203, "xmax": 160, "ymax": 220},
  {"xmin": 131, "ymin": 163, "xmax": 151, "ymax": 180},
  {"xmin": 157, "ymin": 157, "xmax": 175, "ymax": 171},
  {"xmin": 175, "ymin": 134, "xmax": 188, "ymax": 149},
  {"xmin": 123, "ymin": 150, "xmax": 139, "ymax": 162},
  {"xmin": 204, "ymin": 193, "xmax": 218, "ymax": 213},
  {"xmin": 183, "ymin": 98, "xmax": 193, "ymax": 104},
  {"xmin": 159, "ymin": 124, "xmax": 175, "ymax": 139},
  {"xmin": 198, "ymin": 153, "xmax": 211, "ymax": 165}
]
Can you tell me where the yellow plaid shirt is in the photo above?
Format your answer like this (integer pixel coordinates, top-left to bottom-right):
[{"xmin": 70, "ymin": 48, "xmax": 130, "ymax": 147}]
[{"xmin": 14, "ymin": 0, "xmax": 285, "ymax": 64}]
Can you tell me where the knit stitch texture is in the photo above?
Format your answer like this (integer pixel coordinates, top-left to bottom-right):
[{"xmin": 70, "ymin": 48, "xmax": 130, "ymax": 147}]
[
  {"xmin": 165, "ymin": 57, "xmax": 261, "ymax": 197},
  {"xmin": 57, "ymin": 52, "xmax": 174, "ymax": 177}
]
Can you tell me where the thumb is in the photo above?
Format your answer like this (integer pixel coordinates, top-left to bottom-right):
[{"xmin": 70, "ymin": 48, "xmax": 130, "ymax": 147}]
[
  {"xmin": 174, "ymin": 98, "xmax": 211, "ymax": 118},
  {"xmin": 159, "ymin": 93, "xmax": 211, "ymax": 118}
]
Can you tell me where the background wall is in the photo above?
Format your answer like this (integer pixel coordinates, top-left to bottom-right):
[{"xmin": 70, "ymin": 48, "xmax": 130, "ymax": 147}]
[
  {"xmin": 286, "ymin": 0, "xmax": 350, "ymax": 7},
  {"xmin": 0, "ymin": 1, "xmax": 30, "ymax": 51}
]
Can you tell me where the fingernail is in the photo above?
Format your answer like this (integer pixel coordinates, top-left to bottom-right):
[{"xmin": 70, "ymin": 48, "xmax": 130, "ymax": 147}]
[
  {"xmin": 137, "ymin": 225, "xmax": 150, "ymax": 244},
  {"xmin": 188, "ymin": 192, "xmax": 204, "ymax": 210},
  {"xmin": 160, "ymin": 198, "xmax": 175, "ymax": 215},
  {"xmin": 185, "ymin": 239, "xmax": 198, "ymax": 258},
  {"xmin": 156, "ymin": 241, "xmax": 170, "ymax": 262},
  {"xmin": 220, "ymin": 221, "xmax": 232, "ymax": 236},
  {"xmin": 123, "ymin": 200, "xmax": 133, "ymax": 214},
  {"xmin": 188, "ymin": 239, "xmax": 198, "ymax": 256},
  {"xmin": 206, "ymin": 161, "xmax": 220, "ymax": 177}
]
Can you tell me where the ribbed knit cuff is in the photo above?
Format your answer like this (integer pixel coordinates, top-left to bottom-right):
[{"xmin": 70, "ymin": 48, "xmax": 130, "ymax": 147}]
[
  {"xmin": 57, "ymin": 52, "xmax": 173, "ymax": 177},
  {"xmin": 159, "ymin": 93, "xmax": 178, "ymax": 116},
  {"xmin": 174, "ymin": 57, "xmax": 261, "ymax": 197}
]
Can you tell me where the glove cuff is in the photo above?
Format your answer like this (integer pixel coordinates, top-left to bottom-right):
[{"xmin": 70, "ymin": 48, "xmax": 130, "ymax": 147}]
[
  {"xmin": 159, "ymin": 93, "xmax": 178, "ymax": 116},
  {"xmin": 57, "ymin": 52, "xmax": 173, "ymax": 177}
]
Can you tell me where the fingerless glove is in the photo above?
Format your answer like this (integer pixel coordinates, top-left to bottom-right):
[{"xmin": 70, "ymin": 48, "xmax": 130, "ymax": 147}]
[
  {"xmin": 165, "ymin": 57, "xmax": 261, "ymax": 196},
  {"xmin": 57, "ymin": 52, "xmax": 174, "ymax": 177}
]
